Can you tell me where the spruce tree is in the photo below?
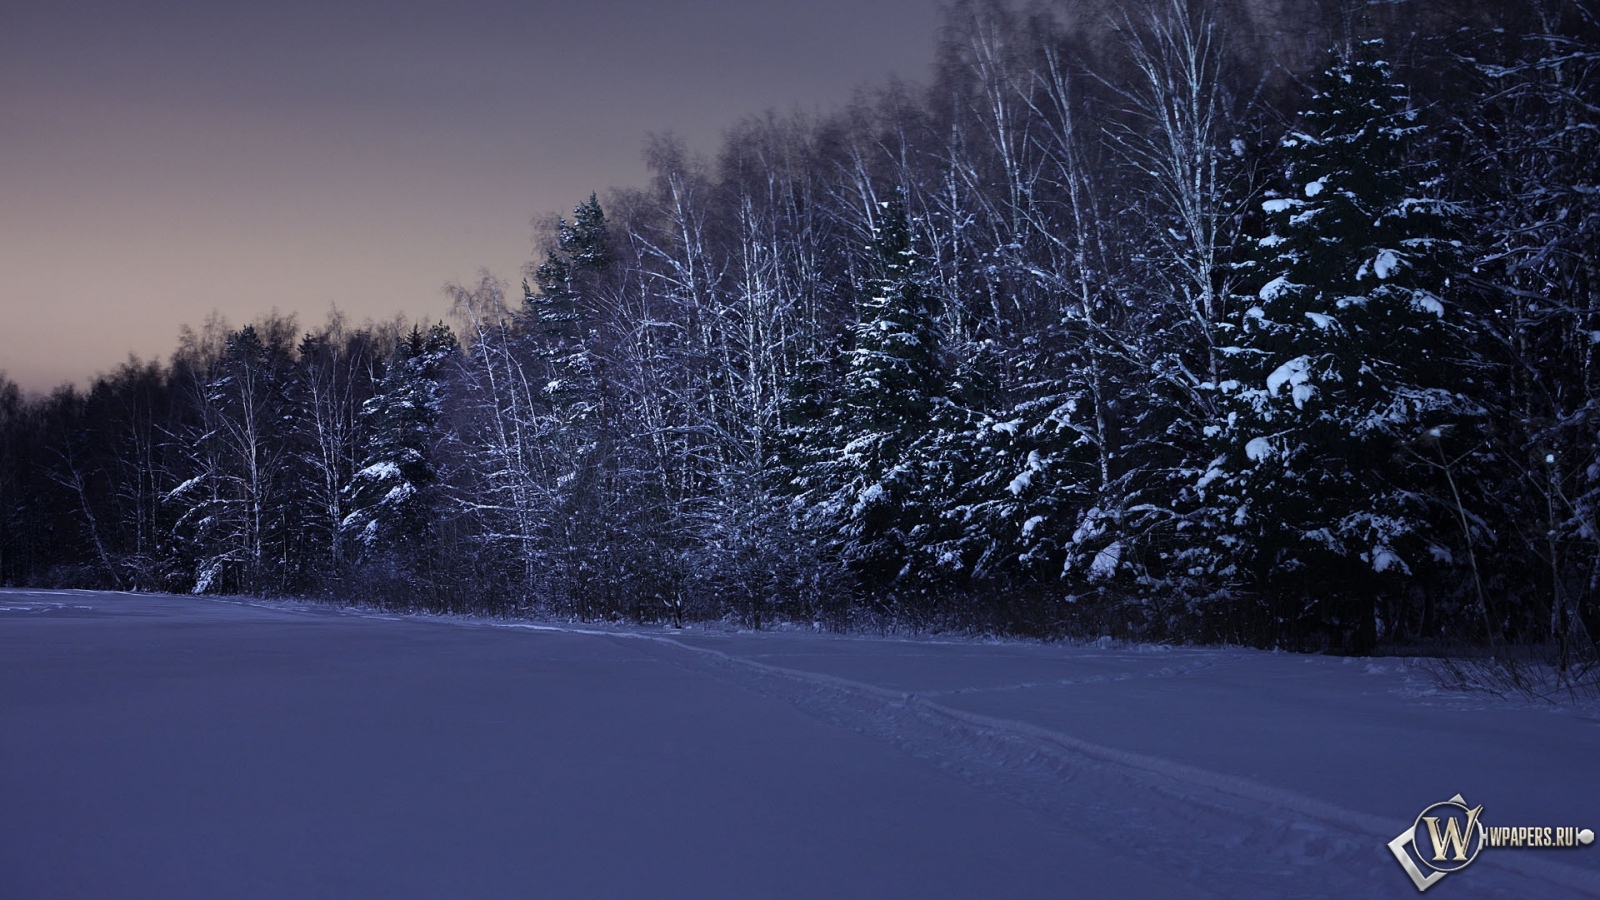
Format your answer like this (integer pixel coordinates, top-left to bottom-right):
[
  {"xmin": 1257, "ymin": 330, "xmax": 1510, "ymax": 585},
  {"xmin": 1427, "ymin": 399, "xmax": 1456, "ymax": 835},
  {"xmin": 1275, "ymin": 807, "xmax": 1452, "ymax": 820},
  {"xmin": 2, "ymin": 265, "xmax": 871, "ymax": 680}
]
[
  {"xmin": 793, "ymin": 190, "xmax": 953, "ymax": 595},
  {"xmin": 524, "ymin": 194, "xmax": 607, "ymax": 345},
  {"xmin": 844, "ymin": 192, "xmax": 943, "ymax": 436},
  {"xmin": 1201, "ymin": 41, "xmax": 1486, "ymax": 651},
  {"xmin": 341, "ymin": 324, "xmax": 458, "ymax": 562},
  {"xmin": 524, "ymin": 194, "xmax": 613, "ymax": 418},
  {"xmin": 515, "ymin": 196, "xmax": 619, "ymax": 610}
]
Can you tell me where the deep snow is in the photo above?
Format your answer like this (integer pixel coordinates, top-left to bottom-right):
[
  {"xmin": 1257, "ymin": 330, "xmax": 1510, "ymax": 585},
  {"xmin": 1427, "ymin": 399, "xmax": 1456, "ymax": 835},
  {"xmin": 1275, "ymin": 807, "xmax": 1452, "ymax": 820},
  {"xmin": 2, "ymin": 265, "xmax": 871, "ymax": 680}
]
[{"xmin": 2, "ymin": 589, "xmax": 1596, "ymax": 898}]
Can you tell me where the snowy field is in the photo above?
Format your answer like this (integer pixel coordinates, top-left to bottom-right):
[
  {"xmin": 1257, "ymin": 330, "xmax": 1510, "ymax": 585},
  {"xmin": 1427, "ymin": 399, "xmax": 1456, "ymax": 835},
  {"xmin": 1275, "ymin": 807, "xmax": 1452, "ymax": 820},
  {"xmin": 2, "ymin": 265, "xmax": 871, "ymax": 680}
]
[{"xmin": 2, "ymin": 589, "xmax": 1597, "ymax": 899}]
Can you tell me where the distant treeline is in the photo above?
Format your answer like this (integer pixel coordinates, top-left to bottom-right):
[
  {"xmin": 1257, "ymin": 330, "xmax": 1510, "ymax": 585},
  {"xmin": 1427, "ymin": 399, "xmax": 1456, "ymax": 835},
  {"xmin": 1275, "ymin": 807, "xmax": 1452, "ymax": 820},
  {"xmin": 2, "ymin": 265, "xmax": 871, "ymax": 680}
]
[{"xmin": 1, "ymin": 0, "xmax": 1596, "ymax": 656}]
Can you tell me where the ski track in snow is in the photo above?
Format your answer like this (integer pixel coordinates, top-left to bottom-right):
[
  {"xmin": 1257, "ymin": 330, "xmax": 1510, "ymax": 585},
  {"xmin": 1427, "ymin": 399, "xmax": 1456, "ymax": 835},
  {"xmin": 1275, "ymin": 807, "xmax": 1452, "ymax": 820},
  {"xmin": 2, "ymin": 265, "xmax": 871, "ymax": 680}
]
[
  {"xmin": 477, "ymin": 618, "xmax": 1600, "ymax": 900},
  {"xmin": 910, "ymin": 655, "xmax": 1230, "ymax": 696}
]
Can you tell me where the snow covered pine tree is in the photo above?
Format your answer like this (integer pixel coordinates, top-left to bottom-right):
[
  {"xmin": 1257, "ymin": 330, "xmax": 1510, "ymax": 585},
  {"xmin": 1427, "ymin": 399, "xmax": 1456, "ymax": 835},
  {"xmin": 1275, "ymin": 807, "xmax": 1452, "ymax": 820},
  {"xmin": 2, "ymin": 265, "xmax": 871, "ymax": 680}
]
[
  {"xmin": 341, "ymin": 324, "xmax": 458, "ymax": 570},
  {"xmin": 792, "ymin": 189, "xmax": 955, "ymax": 603},
  {"xmin": 1200, "ymin": 40, "xmax": 1487, "ymax": 652}
]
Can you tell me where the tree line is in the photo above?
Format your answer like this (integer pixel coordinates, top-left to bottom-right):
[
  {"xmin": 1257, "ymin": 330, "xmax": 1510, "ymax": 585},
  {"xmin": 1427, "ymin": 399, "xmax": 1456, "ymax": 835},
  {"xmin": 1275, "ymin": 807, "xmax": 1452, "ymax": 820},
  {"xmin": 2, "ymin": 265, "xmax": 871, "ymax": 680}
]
[{"xmin": 2, "ymin": 0, "xmax": 1596, "ymax": 656}]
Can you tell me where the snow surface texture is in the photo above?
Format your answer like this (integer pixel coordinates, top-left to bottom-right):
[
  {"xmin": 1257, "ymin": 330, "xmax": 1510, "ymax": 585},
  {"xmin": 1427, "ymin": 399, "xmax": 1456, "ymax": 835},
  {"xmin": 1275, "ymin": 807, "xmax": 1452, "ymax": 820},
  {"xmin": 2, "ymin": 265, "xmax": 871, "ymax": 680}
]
[{"xmin": 1, "ymin": 590, "xmax": 1597, "ymax": 899}]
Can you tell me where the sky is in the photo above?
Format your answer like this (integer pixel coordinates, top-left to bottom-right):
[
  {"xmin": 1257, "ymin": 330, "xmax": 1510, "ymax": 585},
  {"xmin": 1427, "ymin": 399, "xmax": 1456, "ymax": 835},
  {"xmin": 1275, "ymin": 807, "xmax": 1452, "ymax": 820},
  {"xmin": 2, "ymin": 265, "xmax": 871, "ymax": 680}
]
[{"xmin": 1, "ymin": 0, "xmax": 945, "ymax": 394}]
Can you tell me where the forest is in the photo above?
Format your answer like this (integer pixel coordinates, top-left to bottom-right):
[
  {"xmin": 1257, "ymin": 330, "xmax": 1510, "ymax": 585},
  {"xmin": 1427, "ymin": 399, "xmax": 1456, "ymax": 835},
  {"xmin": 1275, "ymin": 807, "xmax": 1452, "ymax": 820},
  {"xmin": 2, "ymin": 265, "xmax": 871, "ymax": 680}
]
[{"xmin": 1, "ymin": 0, "xmax": 1595, "ymax": 659}]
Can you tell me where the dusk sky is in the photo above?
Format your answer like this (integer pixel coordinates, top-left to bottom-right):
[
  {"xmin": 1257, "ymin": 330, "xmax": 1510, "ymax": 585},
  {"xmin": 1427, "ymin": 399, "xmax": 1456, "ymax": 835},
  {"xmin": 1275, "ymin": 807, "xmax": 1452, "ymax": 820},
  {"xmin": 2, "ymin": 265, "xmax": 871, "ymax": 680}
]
[{"xmin": 2, "ymin": 0, "xmax": 944, "ymax": 394}]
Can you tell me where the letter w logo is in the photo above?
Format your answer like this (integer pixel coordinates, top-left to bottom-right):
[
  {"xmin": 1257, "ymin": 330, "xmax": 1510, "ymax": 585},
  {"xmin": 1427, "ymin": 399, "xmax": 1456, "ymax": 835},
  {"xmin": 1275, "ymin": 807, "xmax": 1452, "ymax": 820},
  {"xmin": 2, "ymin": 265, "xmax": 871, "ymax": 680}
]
[{"xmin": 1424, "ymin": 805, "xmax": 1484, "ymax": 861}]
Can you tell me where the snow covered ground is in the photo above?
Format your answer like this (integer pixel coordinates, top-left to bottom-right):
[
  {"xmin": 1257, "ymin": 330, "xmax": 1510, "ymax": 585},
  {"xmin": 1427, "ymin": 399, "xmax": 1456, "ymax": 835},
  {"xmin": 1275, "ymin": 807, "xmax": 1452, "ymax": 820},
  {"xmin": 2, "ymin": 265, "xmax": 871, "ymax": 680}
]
[{"xmin": 2, "ymin": 588, "xmax": 1597, "ymax": 898}]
